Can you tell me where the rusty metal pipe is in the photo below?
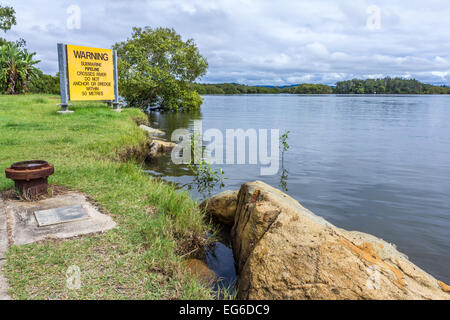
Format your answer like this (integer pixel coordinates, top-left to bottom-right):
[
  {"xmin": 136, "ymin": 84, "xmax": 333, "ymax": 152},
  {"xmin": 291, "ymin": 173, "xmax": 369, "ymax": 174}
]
[{"xmin": 5, "ymin": 160, "xmax": 54, "ymax": 198}]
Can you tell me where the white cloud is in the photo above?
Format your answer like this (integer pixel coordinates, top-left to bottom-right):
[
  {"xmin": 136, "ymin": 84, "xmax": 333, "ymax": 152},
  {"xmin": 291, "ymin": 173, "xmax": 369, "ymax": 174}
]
[
  {"xmin": 2, "ymin": 0, "xmax": 450, "ymax": 85},
  {"xmin": 306, "ymin": 42, "xmax": 330, "ymax": 59},
  {"xmin": 431, "ymin": 71, "xmax": 449, "ymax": 79}
]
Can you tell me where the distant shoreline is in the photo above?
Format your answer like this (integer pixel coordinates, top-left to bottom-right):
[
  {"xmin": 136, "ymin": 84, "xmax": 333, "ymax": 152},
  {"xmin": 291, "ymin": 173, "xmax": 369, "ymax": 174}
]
[{"xmin": 194, "ymin": 78, "xmax": 450, "ymax": 95}]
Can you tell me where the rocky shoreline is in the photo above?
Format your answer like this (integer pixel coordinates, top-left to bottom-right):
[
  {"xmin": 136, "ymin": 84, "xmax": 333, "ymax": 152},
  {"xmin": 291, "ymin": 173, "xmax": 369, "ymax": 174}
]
[
  {"xmin": 138, "ymin": 125, "xmax": 177, "ymax": 159},
  {"xmin": 138, "ymin": 123, "xmax": 450, "ymax": 299},
  {"xmin": 202, "ymin": 180, "xmax": 450, "ymax": 300}
]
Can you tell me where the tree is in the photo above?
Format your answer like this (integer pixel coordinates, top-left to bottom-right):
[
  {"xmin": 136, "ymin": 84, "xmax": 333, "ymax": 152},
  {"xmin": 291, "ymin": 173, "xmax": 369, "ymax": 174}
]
[
  {"xmin": 293, "ymin": 83, "xmax": 332, "ymax": 94},
  {"xmin": 114, "ymin": 27, "xmax": 208, "ymax": 110},
  {"xmin": 0, "ymin": 42, "xmax": 40, "ymax": 94},
  {"xmin": 28, "ymin": 71, "xmax": 60, "ymax": 94},
  {"xmin": 0, "ymin": 5, "xmax": 16, "ymax": 33},
  {"xmin": 333, "ymin": 77, "xmax": 435, "ymax": 94}
]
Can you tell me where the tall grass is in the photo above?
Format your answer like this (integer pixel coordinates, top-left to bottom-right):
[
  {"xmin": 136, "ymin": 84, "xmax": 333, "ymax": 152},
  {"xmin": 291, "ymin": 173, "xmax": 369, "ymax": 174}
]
[{"xmin": 0, "ymin": 94, "xmax": 214, "ymax": 299}]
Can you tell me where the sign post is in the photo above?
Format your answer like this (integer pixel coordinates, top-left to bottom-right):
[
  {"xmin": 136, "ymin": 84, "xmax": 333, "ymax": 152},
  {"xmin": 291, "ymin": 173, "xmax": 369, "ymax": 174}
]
[
  {"xmin": 112, "ymin": 50, "xmax": 120, "ymax": 112},
  {"xmin": 57, "ymin": 43, "xmax": 72, "ymax": 113},
  {"xmin": 57, "ymin": 43, "xmax": 120, "ymax": 113}
]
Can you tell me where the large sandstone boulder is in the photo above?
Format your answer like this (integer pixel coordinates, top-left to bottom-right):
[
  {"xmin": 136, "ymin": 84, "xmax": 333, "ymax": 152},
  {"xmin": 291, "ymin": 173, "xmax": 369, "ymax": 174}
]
[
  {"xmin": 200, "ymin": 190, "xmax": 238, "ymax": 226},
  {"xmin": 231, "ymin": 181, "xmax": 450, "ymax": 300}
]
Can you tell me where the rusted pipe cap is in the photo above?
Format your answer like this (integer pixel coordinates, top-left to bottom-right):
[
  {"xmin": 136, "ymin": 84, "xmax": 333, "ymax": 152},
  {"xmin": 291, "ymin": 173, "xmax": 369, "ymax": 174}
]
[
  {"xmin": 10, "ymin": 160, "xmax": 49, "ymax": 170},
  {"xmin": 5, "ymin": 160, "xmax": 54, "ymax": 181}
]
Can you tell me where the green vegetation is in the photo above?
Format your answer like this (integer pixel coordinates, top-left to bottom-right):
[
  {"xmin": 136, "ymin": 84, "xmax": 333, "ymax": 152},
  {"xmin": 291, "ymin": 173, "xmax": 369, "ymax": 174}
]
[
  {"xmin": 193, "ymin": 83, "xmax": 333, "ymax": 94},
  {"xmin": 280, "ymin": 130, "xmax": 290, "ymax": 152},
  {"xmin": 28, "ymin": 71, "xmax": 60, "ymax": 94},
  {"xmin": 0, "ymin": 94, "xmax": 215, "ymax": 299},
  {"xmin": 284, "ymin": 83, "xmax": 333, "ymax": 94},
  {"xmin": 279, "ymin": 130, "xmax": 290, "ymax": 192},
  {"xmin": 193, "ymin": 83, "xmax": 282, "ymax": 94},
  {"xmin": 0, "ymin": 5, "xmax": 58, "ymax": 95},
  {"xmin": 114, "ymin": 27, "xmax": 208, "ymax": 110},
  {"xmin": 188, "ymin": 160, "xmax": 226, "ymax": 198},
  {"xmin": 0, "ymin": 5, "xmax": 16, "ymax": 33},
  {"xmin": 195, "ymin": 79, "xmax": 450, "ymax": 95},
  {"xmin": 334, "ymin": 77, "xmax": 450, "ymax": 94},
  {"xmin": 0, "ymin": 42, "xmax": 40, "ymax": 94}
]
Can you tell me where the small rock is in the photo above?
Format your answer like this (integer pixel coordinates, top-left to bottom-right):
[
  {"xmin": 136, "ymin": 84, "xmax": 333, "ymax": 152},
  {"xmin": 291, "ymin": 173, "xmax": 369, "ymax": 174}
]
[
  {"xmin": 200, "ymin": 190, "xmax": 239, "ymax": 226},
  {"xmin": 146, "ymin": 139, "xmax": 177, "ymax": 159},
  {"xmin": 151, "ymin": 139, "xmax": 177, "ymax": 152},
  {"xmin": 183, "ymin": 259, "xmax": 216, "ymax": 283},
  {"xmin": 148, "ymin": 142, "xmax": 159, "ymax": 158},
  {"xmin": 139, "ymin": 125, "xmax": 165, "ymax": 137}
]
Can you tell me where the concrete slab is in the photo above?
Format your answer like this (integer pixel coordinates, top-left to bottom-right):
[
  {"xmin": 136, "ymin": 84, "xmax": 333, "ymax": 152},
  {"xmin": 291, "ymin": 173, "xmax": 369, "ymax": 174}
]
[
  {"xmin": 0, "ymin": 194, "xmax": 7, "ymax": 259},
  {"xmin": 0, "ymin": 260, "xmax": 9, "ymax": 300},
  {"xmin": 0, "ymin": 194, "xmax": 10, "ymax": 300},
  {"xmin": 34, "ymin": 205, "xmax": 89, "ymax": 227},
  {"xmin": 4, "ymin": 192, "xmax": 116, "ymax": 245}
]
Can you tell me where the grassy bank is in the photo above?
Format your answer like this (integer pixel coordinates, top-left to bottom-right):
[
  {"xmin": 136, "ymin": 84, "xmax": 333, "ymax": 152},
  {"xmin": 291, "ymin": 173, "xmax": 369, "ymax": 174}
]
[{"xmin": 0, "ymin": 94, "xmax": 214, "ymax": 299}]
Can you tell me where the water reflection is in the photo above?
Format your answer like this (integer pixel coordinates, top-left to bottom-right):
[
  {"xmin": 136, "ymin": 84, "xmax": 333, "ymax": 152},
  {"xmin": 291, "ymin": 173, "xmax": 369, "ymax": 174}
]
[
  {"xmin": 205, "ymin": 227, "xmax": 237, "ymax": 296},
  {"xmin": 145, "ymin": 108, "xmax": 229, "ymax": 199},
  {"xmin": 148, "ymin": 108, "xmax": 203, "ymax": 137}
]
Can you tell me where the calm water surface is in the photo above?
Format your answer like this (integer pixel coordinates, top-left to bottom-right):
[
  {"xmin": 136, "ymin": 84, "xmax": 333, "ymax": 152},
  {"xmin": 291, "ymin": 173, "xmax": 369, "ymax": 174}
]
[{"xmin": 145, "ymin": 94, "xmax": 450, "ymax": 286}]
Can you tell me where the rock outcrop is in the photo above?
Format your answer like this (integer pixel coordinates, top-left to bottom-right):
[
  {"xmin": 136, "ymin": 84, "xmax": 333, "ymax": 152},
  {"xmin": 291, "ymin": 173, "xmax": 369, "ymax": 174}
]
[
  {"xmin": 200, "ymin": 190, "xmax": 238, "ymax": 226},
  {"xmin": 139, "ymin": 125, "xmax": 165, "ymax": 137},
  {"xmin": 146, "ymin": 139, "xmax": 177, "ymax": 159},
  {"xmin": 209, "ymin": 181, "xmax": 450, "ymax": 300}
]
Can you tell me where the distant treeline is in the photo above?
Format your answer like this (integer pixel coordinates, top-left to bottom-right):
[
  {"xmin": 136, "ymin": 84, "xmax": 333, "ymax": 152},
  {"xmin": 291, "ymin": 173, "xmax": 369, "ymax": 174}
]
[
  {"xmin": 333, "ymin": 78, "xmax": 450, "ymax": 94},
  {"xmin": 193, "ymin": 78, "xmax": 450, "ymax": 95},
  {"xmin": 26, "ymin": 75, "xmax": 450, "ymax": 96},
  {"xmin": 192, "ymin": 83, "xmax": 283, "ymax": 94}
]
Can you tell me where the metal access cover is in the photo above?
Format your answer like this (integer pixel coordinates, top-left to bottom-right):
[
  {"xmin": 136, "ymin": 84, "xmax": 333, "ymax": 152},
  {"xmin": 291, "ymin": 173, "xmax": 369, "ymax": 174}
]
[{"xmin": 34, "ymin": 205, "xmax": 89, "ymax": 227}]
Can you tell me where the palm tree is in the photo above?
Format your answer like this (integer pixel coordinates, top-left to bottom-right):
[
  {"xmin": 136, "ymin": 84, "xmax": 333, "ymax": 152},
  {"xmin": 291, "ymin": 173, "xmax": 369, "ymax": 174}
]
[{"xmin": 0, "ymin": 42, "xmax": 40, "ymax": 94}]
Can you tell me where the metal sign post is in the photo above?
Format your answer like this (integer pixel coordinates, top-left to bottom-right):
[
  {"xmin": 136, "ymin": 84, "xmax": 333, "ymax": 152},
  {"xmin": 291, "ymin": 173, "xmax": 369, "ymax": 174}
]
[
  {"xmin": 57, "ymin": 43, "xmax": 73, "ymax": 113},
  {"xmin": 112, "ymin": 49, "xmax": 121, "ymax": 112}
]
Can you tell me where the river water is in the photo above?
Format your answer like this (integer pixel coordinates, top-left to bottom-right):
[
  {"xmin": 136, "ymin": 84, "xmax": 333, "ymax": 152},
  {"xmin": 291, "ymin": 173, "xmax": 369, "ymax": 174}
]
[{"xmin": 145, "ymin": 94, "xmax": 450, "ymax": 286}]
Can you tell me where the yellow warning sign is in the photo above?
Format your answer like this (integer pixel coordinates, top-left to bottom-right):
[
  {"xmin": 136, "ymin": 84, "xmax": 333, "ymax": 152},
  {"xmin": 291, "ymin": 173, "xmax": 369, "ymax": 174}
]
[{"xmin": 66, "ymin": 44, "xmax": 115, "ymax": 100}]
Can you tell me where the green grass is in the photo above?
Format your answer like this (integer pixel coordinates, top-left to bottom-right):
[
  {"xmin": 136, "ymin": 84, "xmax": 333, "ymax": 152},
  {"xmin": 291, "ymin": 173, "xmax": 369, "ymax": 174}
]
[{"xmin": 0, "ymin": 94, "xmax": 214, "ymax": 299}]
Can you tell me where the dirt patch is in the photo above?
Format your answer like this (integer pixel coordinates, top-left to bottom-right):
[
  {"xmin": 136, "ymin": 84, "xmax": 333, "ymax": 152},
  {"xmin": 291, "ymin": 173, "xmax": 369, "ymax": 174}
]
[
  {"xmin": 132, "ymin": 116, "xmax": 149, "ymax": 127},
  {"xmin": 145, "ymin": 205, "xmax": 158, "ymax": 216},
  {"xmin": 1, "ymin": 185, "xmax": 71, "ymax": 202},
  {"xmin": 1, "ymin": 185, "xmax": 111, "ymax": 222},
  {"xmin": 182, "ymin": 259, "xmax": 216, "ymax": 284},
  {"xmin": 175, "ymin": 231, "xmax": 209, "ymax": 260},
  {"xmin": 117, "ymin": 141, "xmax": 150, "ymax": 163}
]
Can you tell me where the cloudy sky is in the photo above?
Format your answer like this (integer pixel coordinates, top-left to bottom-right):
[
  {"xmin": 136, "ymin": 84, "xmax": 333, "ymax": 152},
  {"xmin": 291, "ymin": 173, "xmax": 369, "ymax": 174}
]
[{"xmin": 3, "ymin": 0, "xmax": 450, "ymax": 85}]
